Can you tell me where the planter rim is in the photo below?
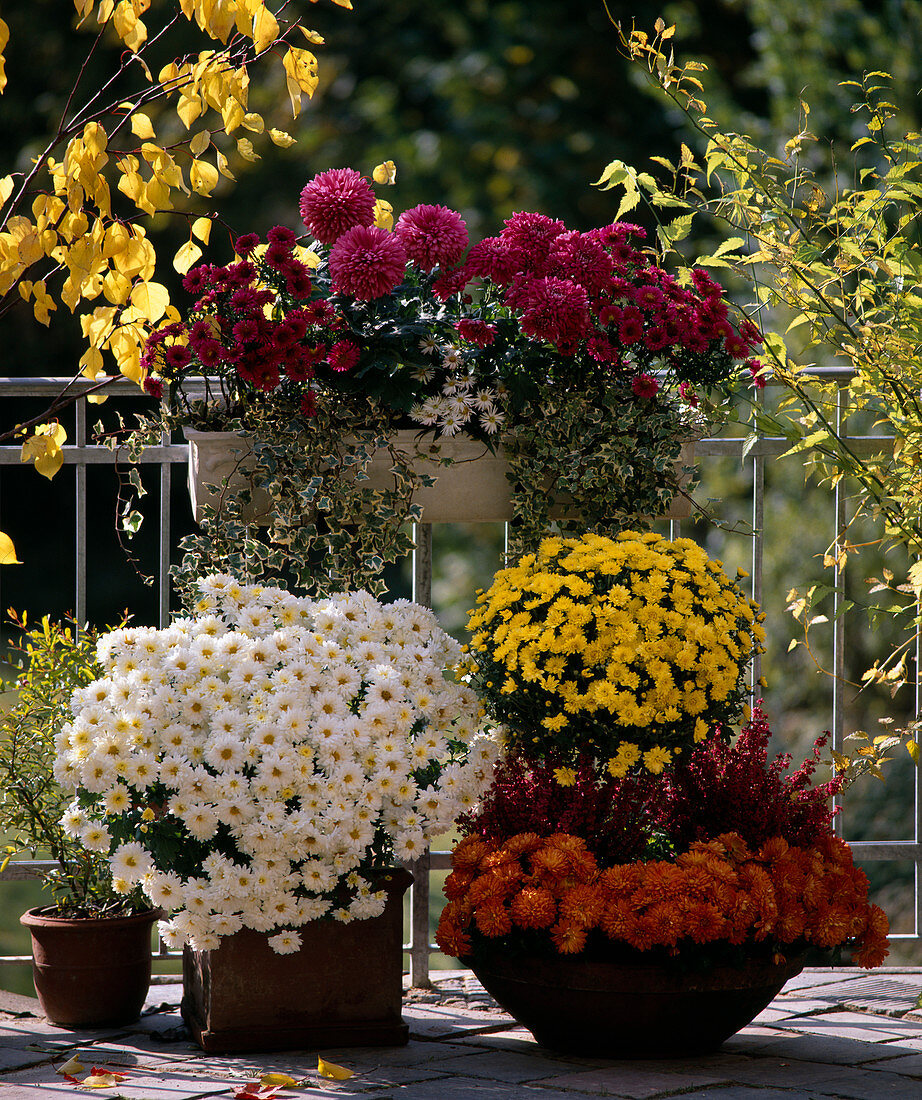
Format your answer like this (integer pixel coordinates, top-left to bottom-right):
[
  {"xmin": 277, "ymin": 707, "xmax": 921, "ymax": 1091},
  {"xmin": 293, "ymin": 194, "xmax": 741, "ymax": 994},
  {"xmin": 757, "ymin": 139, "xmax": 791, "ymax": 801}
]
[{"xmin": 20, "ymin": 906, "xmax": 160, "ymax": 930}]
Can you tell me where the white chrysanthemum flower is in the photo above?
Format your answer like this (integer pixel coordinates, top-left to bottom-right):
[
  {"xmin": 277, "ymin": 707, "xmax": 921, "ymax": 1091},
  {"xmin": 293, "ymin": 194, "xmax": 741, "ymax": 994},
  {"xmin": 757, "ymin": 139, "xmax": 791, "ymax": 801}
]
[
  {"xmin": 204, "ymin": 733, "xmax": 246, "ymax": 773},
  {"xmin": 268, "ymin": 930, "xmax": 301, "ymax": 955},
  {"xmin": 102, "ymin": 786, "xmax": 132, "ymax": 815},
  {"xmin": 110, "ymin": 841, "xmax": 153, "ymax": 884},
  {"xmin": 145, "ymin": 870, "xmax": 184, "ymax": 910},
  {"xmin": 78, "ymin": 822, "xmax": 111, "ymax": 853},
  {"xmin": 479, "ymin": 407, "xmax": 505, "ymax": 433}
]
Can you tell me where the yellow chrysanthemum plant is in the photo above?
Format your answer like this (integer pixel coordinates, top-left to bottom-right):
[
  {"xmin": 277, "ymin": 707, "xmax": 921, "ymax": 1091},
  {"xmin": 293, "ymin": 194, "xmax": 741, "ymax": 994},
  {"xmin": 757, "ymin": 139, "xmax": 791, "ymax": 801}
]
[{"xmin": 465, "ymin": 531, "xmax": 766, "ymax": 776}]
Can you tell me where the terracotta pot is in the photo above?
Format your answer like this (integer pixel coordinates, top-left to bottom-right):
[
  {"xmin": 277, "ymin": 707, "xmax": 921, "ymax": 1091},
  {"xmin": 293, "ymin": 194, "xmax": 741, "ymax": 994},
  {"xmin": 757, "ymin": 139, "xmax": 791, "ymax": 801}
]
[
  {"xmin": 181, "ymin": 867, "xmax": 412, "ymax": 1053},
  {"xmin": 468, "ymin": 945, "xmax": 805, "ymax": 1057},
  {"xmin": 20, "ymin": 907, "xmax": 159, "ymax": 1028},
  {"xmin": 185, "ymin": 428, "xmax": 694, "ymax": 525}
]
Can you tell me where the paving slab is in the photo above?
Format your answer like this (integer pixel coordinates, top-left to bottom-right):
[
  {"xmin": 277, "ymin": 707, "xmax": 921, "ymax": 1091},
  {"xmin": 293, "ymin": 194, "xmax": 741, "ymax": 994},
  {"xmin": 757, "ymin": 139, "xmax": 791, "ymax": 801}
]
[
  {"xmin": 770, "ymin": 1009, "xmax": 922, "ymax": 1042},
  {"xmin": 528, "ymin": 1064, "xmax": 733, "ymax": 1097}
]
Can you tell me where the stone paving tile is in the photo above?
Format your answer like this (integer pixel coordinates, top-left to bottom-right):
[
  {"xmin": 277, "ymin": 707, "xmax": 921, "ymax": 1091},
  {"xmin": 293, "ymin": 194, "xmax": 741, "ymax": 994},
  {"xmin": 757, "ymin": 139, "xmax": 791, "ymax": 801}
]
[
  {"xmin": 422, "ymin": 1049, "xmax": 617, "ymax": 1085},
  {"xmin": 395, "ymin": 1076, "xmax": 602, "ymax": 1099},
  {"xmin": 403, "ymin": 1000, "xmax": 515, "ymax": 1040},
  {"xmin": 770, "ymin": 1009, "xmax": 922, "ymax": 1042},
  {"xmin": 862, "ymin": 1050, "xmax": 922, "ymax": 1075},
  {"xmin": 528, "ymin": 1065, "xmax": 732, "ymax": 1098},
  {"xmin": 0, "ymin": 1061, "xmax": 236, "ymax": 1099},
  {"xmin": 676, "ymin": 1090, "xmax": 828, "ymax": 1100},
  {"xmin": 721, "ymin": 1027, "xmax": 912, "ymax": 1064}
]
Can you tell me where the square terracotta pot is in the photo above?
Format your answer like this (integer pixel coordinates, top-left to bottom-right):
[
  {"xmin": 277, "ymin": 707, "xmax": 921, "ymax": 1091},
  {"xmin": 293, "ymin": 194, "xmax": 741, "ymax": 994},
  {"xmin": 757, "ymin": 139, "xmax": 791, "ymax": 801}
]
[{"xmin": 181, "ymin": 868, "xmax": 412, "ymax": 1053}]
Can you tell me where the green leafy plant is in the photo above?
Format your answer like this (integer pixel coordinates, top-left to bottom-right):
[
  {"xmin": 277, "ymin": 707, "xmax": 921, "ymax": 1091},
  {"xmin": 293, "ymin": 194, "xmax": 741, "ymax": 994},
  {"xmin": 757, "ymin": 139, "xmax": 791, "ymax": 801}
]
[
  {"xmin": 0, "ymin": 612, "xmax": 143, "ymax": 916},
  {"xmin": 595, "ymin": 17, "xmax": 922, "ymax": 753}
]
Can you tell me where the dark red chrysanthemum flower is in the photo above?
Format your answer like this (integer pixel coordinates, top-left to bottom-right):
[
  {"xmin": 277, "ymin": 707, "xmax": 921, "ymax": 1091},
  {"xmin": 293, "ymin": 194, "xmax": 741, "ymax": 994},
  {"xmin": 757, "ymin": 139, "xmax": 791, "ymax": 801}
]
[
  {"xmin": 234, "ymin": 233, "xmax": 261, "ymax": 257},
  {"xmin": 301, "ymin": 391, "xmax": 318, "ymax": 418},
  {"xmin": 327, "ymin": 339, "xmax": 361, "ymax": 372},
  {"xmin": 394, "ymin": 204, "xmax": 469, "ymax": 272},
  {"xmin": 518, "ymin": 276, "xmax": 591, "ymax": 348},
  {"xmin": 298, "ymin": 168, "xmax": 376, "ymax": 244},
  {"xmin": 142, "ymin": 376, "xmax": 163, "ymax": 399},
  {"xmin": 455, "ymin": 318, "xmax": 497, "ymax": 347},
  {"xmin": 631, "ymin": 373, "xmax": 660, "ymax": 398},
  {"xmin": 328, "ymin": 224, "xmax": 407, "ymax": 300}
]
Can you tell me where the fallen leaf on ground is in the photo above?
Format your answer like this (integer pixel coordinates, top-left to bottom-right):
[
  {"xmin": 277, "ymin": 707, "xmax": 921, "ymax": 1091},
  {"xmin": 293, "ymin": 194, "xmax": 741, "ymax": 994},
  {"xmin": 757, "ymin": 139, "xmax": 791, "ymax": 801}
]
[
  {"xmin": 56, "ymin": 1054, "xmax": 85, "ymax": 1077},
  {"xmin": 259, "ymin": 1073, "xmax": 303, "ymax": 1087},
  {"xmin": 317, "ymin": 1057, "xmax": 354, "ymax": 1080},
  {"xmin": 76, "ymin": 1068, "xmax": 129, "ymax": 1089}
]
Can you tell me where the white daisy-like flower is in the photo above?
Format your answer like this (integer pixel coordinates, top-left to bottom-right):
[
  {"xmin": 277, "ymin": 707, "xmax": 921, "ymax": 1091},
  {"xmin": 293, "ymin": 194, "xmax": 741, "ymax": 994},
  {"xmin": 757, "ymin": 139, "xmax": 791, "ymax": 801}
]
[
  {"xmin": 79, "ymin": 822, "xmax": 111, "ymax": 853},
  {"xmin": 268, "ymin": 930, "xmax": 302, "ymax": 955},
  {"xmin": 418, "ymin": 336, "xmax": 440, "ymax": 355},
  {"xmin": 480, "ymin": 408, "xmax": 506, "ymax": 434}
]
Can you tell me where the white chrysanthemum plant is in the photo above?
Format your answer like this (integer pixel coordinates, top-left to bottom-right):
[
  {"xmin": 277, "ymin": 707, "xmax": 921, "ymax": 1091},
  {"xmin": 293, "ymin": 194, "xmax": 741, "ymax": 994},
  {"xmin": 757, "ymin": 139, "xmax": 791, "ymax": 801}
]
[{"xmin": 56, "ymin": 576, "xmax": 500, "ymax": 955}]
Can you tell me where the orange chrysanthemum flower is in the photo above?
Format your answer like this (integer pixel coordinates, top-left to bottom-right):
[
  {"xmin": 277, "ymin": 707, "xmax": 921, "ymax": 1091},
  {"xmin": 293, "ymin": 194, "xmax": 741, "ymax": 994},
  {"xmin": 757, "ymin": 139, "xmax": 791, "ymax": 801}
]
[
  {"xmin": 530, "ymin": 845, "xmax": 570, "ymax": 881},
  {"xmin": 504, "ymin": 832, "xmax": 543, "ymax": 858},
  {"xmin": 442, "ymin": 869, "xmax": 475, "ymax": 901},
  {"xmin": 450, "ymin": 836, "xmax": 490, "ymax": 872},
  {"xmin": 551, "ymin": 918, "xmax": 588, "ymax": 954},
  {"xmin": 558, "ymin": 884, "xmax": 605, "ymax": 929},
  {"xmin": 684, "ymin": 901, "xmax": 726, "ymax": 944},
  {"xmin": 474, "ymin": 902, "xmax": 513, "ymax": 938},
  {"xmin": 510, "ymin": 886, "xmax": 557, "ymax": 929}
]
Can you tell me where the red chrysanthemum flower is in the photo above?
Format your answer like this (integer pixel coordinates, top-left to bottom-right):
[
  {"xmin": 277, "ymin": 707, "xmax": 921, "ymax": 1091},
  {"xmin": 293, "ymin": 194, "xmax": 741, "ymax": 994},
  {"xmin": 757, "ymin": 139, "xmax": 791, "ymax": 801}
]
[
  {"xmin": 631, "ymin": 373, "xmax": 660, "ymax": 398},
  {"xmin": 327, "ymin": 339, "xmax": 361, "ymax": 373},
  {"xmin": 455, "ymin": 318, "xmax": 497, "ymax": 348},
  {"xmin": 518, "ymin": 276, "xmax": 591, "ymax": 348},
  {"xmin": 298, "ymin": 168, "xmax": 376, "ymax": 245},
  {"xmin": 394, "ymin": 203, "xmax": 469, "ymax": 272},
  {"xmin": 328, "ymin": 224, "xmax": 407, "ymax": 300}
]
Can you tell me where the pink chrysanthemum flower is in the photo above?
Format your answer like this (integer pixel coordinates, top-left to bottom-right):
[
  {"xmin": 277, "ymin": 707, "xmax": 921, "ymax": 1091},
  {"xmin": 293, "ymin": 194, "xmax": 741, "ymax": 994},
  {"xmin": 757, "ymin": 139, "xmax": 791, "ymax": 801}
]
[
  {"xmin": 518, "ymin": 276, "xmax": 591, "ymax": 348},
  {"xmin": 631, "ymin": 373, "xmax": 660, "ymax": 398},
  {"xmin": 394, "ymin": 204, "xmax": 469, "ymax": 271},
  {"xmin": 299, "ymin": 168, "xmax": 376, "ymax": 245},
  {"xmin": 328, "ymin": 225, "xmax": 408, "ymax": 300}
]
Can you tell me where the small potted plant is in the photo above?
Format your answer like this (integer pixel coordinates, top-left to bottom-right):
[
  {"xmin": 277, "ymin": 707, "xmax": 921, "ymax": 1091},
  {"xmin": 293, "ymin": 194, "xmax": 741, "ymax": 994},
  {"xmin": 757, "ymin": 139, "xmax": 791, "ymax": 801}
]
[
  {"xmin": 127, "ymin": 166, "xmax": 764, "ymax": 601},
  {"xmin": 0, "ymin": 613, "xmax": 157, "ymax": 1028},
  {"xmin": 59, "ymin": 574, "xmax": 499, "ymax": 1052},
  {"xmin": 435, "ymin": 532, "xmax": 888, "ymax": 1055}
]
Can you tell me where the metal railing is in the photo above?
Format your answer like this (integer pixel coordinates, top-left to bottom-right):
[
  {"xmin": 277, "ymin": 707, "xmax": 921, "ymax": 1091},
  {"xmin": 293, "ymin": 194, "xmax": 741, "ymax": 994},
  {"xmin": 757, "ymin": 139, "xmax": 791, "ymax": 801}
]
[{"xmin": 0, "ymin": 373, "xmax": 918, "ymax": 986}]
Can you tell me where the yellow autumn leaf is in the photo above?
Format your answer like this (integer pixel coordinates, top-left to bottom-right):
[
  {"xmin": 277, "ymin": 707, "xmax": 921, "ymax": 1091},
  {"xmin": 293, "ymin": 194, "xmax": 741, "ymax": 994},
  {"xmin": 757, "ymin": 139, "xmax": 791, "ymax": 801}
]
[
  {"xmin": 190, "ymin": 158, "xmax": 219, "ymax": 196},
  {"xmin": 129, "ymin": 280, "xmax": 170, "ymax": 323},
  {"xmin": 317, "ymin": 1057, "xmax": 354, "ymax": 1080},
  {"xmin": 21, "ymin": 423, "xmax": 67, "ymax": 480},
  {"xmin": 0, "ymin": 533, "xmax": 20, "ymax": 566},
  {"xmin": 251, "ymin": 3, "xmax": 279, "ymax": 52},
  {"xmin": 130, "ymin": 112, "xmax": 156, "ymax": 139},
  {"xmin": 236, "ymin": 138, "xmax": 260, "ymax": 162},
  {"xmin": 282, "ymin": 46, "xmax": 319, "ymax": 116},
  {"xmin": 299, "ymin": 26, "xmax": 325, "ymax": 45},
  {"xmin": 189, "ymin": 129, "xmax": 211, "ymax": 157},
  {"xmin": 268, "ymin": 129, "xmax": 296, "ymax": 148},
  {"xmin": 0, "ymin": 175, "xmax": 13, "ymax": 203},
  {"xmin": 372, "ymin": 160, "xmax": 397, "ymax": 185},
  {"xmin": 57, "ymin": 1053, "xmax": 85, "ymax": 1077},
  {"xmin": 80, "ymin": 1072, "xmax": 127, "ymax": 1089},
  {"xmin": 373, "ymin": 199, "xmax": 393, "ymax": 231},
  {"xmin": 0, "ymin": 17, "xmax": 9, "ymax": 93},
  {"xmin": 173, "ymin": 239, "xmax": 203, "ymax": 275},
  {"xmin": 191, "ymin": 217, "xmax": 212, "ymax": 244},
  {"xmin": 259, "ymin": 1072, "xmax": 301, "ymax": 1087}
]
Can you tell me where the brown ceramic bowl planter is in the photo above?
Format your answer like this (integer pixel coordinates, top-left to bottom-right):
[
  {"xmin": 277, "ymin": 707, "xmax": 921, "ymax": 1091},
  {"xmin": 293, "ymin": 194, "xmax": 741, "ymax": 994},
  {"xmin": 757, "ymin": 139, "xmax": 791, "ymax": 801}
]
[
  {"xmin": 181, "ymin": 867, "xmax": 413, "ymax": 1053},
  {"xmin": 468, "ymin": 944, "xmax": 805, "ymax": 1057},
  {"xmin": 20, "ymin": 907, "xmax": 160, "ymax": 1028}
]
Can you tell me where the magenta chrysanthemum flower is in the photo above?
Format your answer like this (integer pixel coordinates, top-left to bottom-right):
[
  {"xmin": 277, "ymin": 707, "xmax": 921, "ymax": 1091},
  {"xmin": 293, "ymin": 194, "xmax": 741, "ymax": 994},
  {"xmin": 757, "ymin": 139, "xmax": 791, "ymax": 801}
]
[
  {"xmin": 394, "ymin": 204, "xmax": 469, "ymax": 272},
  {"xmin": 298, "ymin": 168, "xmax": 376, "ymax": 245},
  {"xmin": 329, "ymin": 224, "xmax": 407, "ymax": 300},
  {"xmin": 518, "ymin": 276, "xmax": 591, "ymax": 348},
  {"xmin": 631, "ymin": 373, "xmax": 660, "ymax": 398}
]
